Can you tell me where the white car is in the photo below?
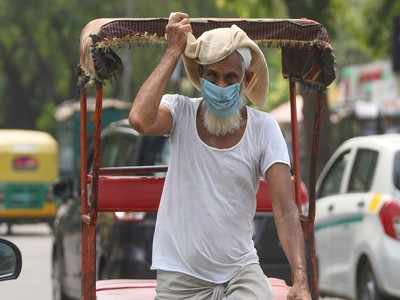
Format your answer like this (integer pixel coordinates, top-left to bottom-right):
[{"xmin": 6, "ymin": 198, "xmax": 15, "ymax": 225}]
[{"xmin": 315, "ymin": 134, "xmax": 400, "ymax": 300}]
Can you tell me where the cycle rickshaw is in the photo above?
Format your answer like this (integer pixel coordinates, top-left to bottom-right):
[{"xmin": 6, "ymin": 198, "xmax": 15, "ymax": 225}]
[{"xmin": 78, "ymin": 16, "xmax": 335, "ymax": 300}]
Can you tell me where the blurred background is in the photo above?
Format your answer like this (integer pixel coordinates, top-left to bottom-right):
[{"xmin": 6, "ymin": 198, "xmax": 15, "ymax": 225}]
[
  {"xmin": 1, "ymin": 1, "xmax": 400, "ymax": 300},
  {"xmin": 0, "ymin": 0, "xmax": 399, "ymax": 175}
]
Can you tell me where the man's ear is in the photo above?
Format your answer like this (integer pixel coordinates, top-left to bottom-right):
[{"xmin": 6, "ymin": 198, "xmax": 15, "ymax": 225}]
[{"xmin": 244, "ymin": 71, "xmax": 254, "ymax": 88}]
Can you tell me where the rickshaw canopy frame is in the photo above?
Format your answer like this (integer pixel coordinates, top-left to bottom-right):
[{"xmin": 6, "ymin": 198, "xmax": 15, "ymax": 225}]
[
  {"xmin": 79, "ymin": 17, "xmax": 335, "ymax": 300},
  {"xmin": 79, "ymin": 18, "xmax": 335, "ymax": 90}
]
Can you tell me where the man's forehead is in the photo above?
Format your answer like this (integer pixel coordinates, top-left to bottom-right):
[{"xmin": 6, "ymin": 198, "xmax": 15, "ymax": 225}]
[{"xmin": 203, "ymin": 52, "xmax": 242, "ymax": 72}]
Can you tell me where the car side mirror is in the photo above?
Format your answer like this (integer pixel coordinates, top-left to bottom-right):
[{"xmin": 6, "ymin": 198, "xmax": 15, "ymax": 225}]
[
  {"xmin": 53, "ymin": 179, "xmax": 74, "ymax": 202},
  {"xmin": 0, "ymin": 238, "xmax": 22, "ymax": 281}
]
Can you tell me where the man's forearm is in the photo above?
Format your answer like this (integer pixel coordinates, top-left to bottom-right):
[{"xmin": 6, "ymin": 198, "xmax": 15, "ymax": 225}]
[
  {"xmin": 129, "ymin": 48, "xmax": 180, "ymax": 130},
  {"xmin": 273, "ymin": 203, "xmax": 308, "ymax": 284}
]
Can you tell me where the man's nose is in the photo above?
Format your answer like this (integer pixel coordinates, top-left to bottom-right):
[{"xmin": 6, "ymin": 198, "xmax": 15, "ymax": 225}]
[{"xmin": 215, "ymin": 79, "xmax": 229, "ymax": 88}]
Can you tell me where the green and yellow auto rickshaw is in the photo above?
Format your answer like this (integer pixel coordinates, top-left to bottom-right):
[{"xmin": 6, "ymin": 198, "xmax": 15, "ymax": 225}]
[{"xmin": 0, "ymin": 129, "xmax": 59, "ymax": 234}]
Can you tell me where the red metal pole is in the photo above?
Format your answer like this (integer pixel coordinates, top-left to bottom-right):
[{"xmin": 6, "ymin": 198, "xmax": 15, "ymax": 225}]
[
  {"xmin": 80, "ymin": 89, "xmax": 96, "ymax": 300},
  {"xmin": 289, "ymin": 79, "xmax": 302, "ymax": 212},
  {"xmin": 81, "ymin": 211, "xmax": 96, "ymax": 300},
  {"xmin": 91, "ymin": 83, "xmax": 103, "ymax": 223},
  {"xmin": 80, "ymin": 90, "xmax": 88, "ymax": 222},
  {"xmin": 306, "ymin": 90, "xmax": 324, "ymax": 300},
  {"xmin": 81, "ymin": 83, "xmax": 103, "ymax": 300}
]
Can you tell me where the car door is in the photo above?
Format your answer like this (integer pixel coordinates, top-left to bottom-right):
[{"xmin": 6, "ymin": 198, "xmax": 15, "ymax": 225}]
[
  {"xmin": 97, "ymin": 129, "xmax": 146, "ymax": 277},
  {"xmin": 315, "ymin": 148, "xmax": 354, "ymax": 292},
  {"xmin": 60, "ymin": 195, "xmax": 82, "ymax": 298},
  {"xmin": 64, "ymin": 130, "xmax": 134, "ymax": 296},
  {"xmin": 329, "ymin": 148, "xmax": 379, "ymax": 293}
]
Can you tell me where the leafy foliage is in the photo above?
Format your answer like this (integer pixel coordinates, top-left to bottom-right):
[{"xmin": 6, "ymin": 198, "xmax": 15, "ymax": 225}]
[
  {"xmin": 0, "ymin": 0, "xmax": 234, "ymax": 130},
  {"xmin": 0, "ymin": 0, "xmax": 117, "ymax": 129},
  {"xmin": 0, "ymin": 0, "xmax": 397, "ymax": 130}
]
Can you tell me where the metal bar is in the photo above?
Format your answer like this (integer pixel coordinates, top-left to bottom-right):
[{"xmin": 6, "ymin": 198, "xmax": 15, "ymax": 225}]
[
  {"xmin": 80, "ymin": 90, "xmax": 96, "ymax": 300},
  {"xmin": 306, "ymin": 90, "xmax": 323, "ymax": 300},
  {"xmin": 82, "ymin": 84, "xmax": 104, "ymax": 300},
  {"xmin": 289, "ymin": 79, "xmax": 302, "ymax": 211},
  {"xmin": 99, "ymin": 165, "xmax": 168, "ymax": 176},
  {"xmin": 91, "ymin": 83, "xmax": 103, "ymax": 223},
  {"xmin": 81, "ymin": 220, "xmax": 96, "ymax": 300},
  {"xmin": 80, "ymin": 91, "xmax": 88, "ymax": 215}
]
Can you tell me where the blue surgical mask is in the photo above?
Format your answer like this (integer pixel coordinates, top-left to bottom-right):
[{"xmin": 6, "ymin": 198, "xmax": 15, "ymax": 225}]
[{"xmin": 200, "ymin": 79, "xmax": 242, "ymax": 118}]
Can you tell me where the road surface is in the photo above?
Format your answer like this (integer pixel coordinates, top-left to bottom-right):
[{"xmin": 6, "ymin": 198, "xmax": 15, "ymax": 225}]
[{"xmin": 0, "ymin": 224, "xmax": 52, "ymax": 300}]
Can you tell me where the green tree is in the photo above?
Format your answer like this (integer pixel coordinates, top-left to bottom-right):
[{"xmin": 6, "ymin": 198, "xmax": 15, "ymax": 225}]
[
  {"xmin": 0, "ymin": 0, "xmax": 235, "ymax": 130},
  {"xmin": 0, "ymin": 0, "xmax": 118, "ymax": 129}
]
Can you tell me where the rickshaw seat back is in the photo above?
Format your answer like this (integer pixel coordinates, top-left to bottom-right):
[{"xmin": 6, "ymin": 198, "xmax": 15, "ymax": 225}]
[{"xmin": 95, "ymin": 174, "xmax": 308, "ymax": 213}]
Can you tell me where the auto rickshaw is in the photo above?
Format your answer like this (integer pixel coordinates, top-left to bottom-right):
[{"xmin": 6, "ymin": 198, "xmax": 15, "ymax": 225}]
[
  {"xmin": 77, "ymin": 17, "xmax": 335, "ymax": 300},
  {"xmin": 0, "ymin": 129, "xmax": 59, "ymax": 234}
]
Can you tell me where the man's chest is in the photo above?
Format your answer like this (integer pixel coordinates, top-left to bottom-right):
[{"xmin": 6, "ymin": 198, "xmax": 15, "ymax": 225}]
[
  {"xmin": 172, "ymin": 135, "xmax": 259, "ymax": 187},
  {"xmin": 196, "ymin": 116, "xmax": 246, "ymax": 149}
]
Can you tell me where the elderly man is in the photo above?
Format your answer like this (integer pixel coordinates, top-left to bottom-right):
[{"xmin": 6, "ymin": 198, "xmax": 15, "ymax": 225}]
[{"xmin": 129, "ymin": 12, "xmax": 310, "ymax": 300}]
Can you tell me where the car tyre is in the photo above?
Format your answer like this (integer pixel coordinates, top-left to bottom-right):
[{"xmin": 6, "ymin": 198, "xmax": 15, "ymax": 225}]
[
  {"xmin": 358, "ymin": 261, "xmax": 389, "ymax": 300},
  {"xmin": 52, "ymin": 246, "xmax": 70, "ymax": 300}
]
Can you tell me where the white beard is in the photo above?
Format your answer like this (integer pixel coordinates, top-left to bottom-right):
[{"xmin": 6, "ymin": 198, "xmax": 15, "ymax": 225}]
[{"xmin": 202, "ymin": 99, "xmax": 245, "ymax": 136}]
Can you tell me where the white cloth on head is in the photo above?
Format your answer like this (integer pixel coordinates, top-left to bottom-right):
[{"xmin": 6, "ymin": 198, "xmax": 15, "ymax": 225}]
[
  {"xmin": 236, "ymin": 47, "xmax": 252, "ymax": 70},
  {"xmin": 151, "ymin": 94, "xmax": 291, "ymax": 283},
  {"xmin": 183, "ymin": 25, "xmax": 269, "ymax": 107}
]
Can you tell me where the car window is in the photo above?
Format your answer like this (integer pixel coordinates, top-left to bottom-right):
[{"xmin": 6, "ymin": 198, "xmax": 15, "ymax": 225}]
[
  {"xmin": 137, "ymin": 136, "xmax": 169, "ymax": 166},
  {"xmin": 394, "ymin": 151, "xmax": 400, "ymax": 190},
  {"xmin": 101, "ymin": 131, "xmax": 140, "ymax": 167},
  {"xmin": 114, "ymin": 133, "xmax": 140, "ymax": 167},
  {"xmin": 318, "ymin": 150, "xmax": 351, "ymax": 198},
  {"xmin": 101, "ymin": 135, "xmax": 121, "ymax": 167},
  {"xmin": 348, "ymin": 149, "xmax": 378, "ymax": 193}
]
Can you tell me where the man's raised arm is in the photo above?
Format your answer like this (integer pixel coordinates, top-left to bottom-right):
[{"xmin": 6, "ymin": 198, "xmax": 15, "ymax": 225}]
[{"xmin": 129, "ymin": 12, "xmax": 191, "ymax": 135}]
